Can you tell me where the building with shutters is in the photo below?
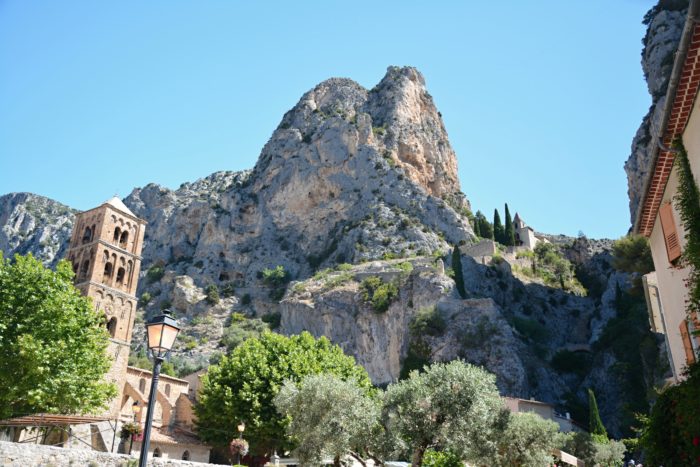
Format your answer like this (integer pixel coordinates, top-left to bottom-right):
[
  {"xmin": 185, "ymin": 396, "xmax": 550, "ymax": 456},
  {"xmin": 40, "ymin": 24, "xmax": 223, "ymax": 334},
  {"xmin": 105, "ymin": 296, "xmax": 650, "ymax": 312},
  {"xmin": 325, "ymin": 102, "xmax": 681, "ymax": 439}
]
[{"xmin": 636, "ymin": 1, "xmax": 700, "ymax": 382}]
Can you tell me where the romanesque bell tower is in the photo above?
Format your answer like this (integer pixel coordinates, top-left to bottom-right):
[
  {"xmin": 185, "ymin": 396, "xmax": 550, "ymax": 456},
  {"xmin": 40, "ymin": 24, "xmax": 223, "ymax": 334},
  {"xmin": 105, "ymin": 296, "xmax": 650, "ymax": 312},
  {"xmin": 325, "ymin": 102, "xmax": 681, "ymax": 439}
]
[{"xmin": 65, "ymin": 197, "xmax": 146, "ymax": 416}]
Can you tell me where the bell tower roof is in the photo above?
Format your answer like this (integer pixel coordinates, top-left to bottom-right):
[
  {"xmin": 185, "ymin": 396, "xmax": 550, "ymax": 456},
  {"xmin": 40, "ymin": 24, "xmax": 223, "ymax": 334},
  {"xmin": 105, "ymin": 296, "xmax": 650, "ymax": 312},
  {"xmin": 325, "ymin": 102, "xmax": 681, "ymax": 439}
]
[{"xmin": 104, "ymin": 196, "xmax": 135, "ymax": 218}]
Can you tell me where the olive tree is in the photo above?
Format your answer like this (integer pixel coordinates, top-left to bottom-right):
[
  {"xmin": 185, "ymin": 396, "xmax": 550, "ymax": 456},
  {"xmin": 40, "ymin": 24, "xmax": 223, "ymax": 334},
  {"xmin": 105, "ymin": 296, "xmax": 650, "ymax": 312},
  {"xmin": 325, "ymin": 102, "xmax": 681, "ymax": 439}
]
[
  {"xmin": 274, "ymin": 374, "xmax": 379, "ymax": 467},
  {"xmin": 382, "ymin": 360, "xmax": 509, "ymax": 466}
]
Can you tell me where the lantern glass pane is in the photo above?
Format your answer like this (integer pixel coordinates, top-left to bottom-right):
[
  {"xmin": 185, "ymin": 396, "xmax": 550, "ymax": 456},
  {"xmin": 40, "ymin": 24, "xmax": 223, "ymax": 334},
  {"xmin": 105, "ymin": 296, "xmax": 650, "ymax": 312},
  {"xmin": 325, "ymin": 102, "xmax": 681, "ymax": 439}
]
[
  {"xmin": 159, "ymin": 324, "xmax": 179, "ymax": 351},
  {"xmin": 147, "ymin": 323, "xmax": 164, "ymax": 350}
]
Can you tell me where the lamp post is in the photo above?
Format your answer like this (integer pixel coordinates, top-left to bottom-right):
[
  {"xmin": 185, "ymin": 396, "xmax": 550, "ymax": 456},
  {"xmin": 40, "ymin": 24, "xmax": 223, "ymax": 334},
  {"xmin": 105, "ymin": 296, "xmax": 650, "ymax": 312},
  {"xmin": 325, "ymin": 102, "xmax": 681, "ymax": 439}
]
[
  {"xmin": 129, "ymin": 401, "xmax": 141, "ymax": 454},
  {"xmin": 237, "ymin": 422, "xmax": 245, "ymax": 465},
  {"xmin": 138, "ymin": 312, "xmax": 180, "ymax": 467}
]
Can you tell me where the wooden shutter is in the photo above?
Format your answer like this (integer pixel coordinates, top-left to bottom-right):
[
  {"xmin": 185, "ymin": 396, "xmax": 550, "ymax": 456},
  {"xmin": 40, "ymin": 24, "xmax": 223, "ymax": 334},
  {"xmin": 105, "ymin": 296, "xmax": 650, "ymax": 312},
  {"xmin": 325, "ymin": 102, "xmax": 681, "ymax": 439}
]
[
  {"xmin": 680, "ymin": 320, "xmax": 697, "ymax": 365},
  {"xmin": 659, "ymin": 202, "xmax": 682, "ymax": 263}
]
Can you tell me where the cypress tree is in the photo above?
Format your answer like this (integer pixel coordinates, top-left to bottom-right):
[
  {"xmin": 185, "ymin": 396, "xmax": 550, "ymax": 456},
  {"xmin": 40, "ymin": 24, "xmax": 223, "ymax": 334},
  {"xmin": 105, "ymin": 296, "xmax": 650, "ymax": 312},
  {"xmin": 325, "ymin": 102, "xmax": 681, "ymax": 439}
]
[
  {"xmin": 504, "ymin": 203, "xmax": 515, "ymax": 246},
  {"xmin": 473, "ymin": 214, "xmax": 481, "ymax": 237},
  {"xmin": 451, "ymin": 245, "xmax": 466, "ymax": 299},
  {"xmin": 476, "ymin": 211, "xmax": 494, "ymax": 240},
  {"xmin": 493, "ymin": 209, "xmax": 504, "ymax": 244},
  {"xmin": 588, "ymin": 388, "xmax": 608, "ymax": 443}
]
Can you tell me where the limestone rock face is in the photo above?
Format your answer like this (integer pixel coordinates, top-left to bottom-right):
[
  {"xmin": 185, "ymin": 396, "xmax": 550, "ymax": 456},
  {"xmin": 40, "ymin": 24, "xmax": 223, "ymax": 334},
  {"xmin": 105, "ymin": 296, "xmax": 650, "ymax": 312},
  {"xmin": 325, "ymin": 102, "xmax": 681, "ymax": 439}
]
[
  {"xmin": 625, "ymin": 2, "xmax": 687, "ymax": 225},
  {"xmin": 0, "ymin": 193, "xmax": 75, "ymax": 266}
]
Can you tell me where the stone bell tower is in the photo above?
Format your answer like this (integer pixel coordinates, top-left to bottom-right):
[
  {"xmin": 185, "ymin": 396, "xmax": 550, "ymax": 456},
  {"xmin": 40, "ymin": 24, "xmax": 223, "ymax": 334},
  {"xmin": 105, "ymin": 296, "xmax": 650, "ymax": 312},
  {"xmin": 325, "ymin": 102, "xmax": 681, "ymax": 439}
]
[{"xmin": 65, "ymin": 197, "xmax": 146, "ymax": 416}]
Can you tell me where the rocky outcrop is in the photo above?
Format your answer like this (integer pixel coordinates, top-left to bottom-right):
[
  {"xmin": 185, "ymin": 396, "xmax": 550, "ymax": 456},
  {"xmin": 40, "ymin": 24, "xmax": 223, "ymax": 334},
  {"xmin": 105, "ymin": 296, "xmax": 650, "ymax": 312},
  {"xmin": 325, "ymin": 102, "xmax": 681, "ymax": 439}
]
[
  {"xmin": 625, "ymin": 1, "xmax": 688, "ymax": 225},
  {"xmin": 0, "ymin": 193, "xmax": 75, "ymax": 266}
]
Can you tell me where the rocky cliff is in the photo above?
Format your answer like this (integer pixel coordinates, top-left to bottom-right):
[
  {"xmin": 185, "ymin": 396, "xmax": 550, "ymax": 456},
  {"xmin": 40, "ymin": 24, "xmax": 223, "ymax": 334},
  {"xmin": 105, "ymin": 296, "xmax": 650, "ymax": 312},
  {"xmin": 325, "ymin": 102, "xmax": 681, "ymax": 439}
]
[
  {"xmin": 625, "ymin": 0, "xmax": 688, "ymax": 225},
  {"xmin": 1, "ymin": 66, "xmax": 667, "ymax": 437}
]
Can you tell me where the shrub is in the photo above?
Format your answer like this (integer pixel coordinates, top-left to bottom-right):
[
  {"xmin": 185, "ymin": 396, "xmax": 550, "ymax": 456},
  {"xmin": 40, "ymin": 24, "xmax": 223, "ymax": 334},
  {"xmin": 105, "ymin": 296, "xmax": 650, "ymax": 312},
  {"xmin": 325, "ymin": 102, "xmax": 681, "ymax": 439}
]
[
  {"xmin": 422, "ymin": 449, "xmax": 463, "ymax": 467},
  {"xmin": 220, "ymin": 282, "xmax": 235, "ymax": 298},
  {"xmin": 138, "ymin": 292, "xmax": 152, "ymax": 306},
  {"xmin": 261, "ymin": 312, "xmax": 281, "ymax": 329},
  {"xmin": 205, "ymin": 284, "xmax": 220, "ymax": 305},
  {"xmin": 550, "ymin": 350, "xmax": 591, "ymax": 377},
  {"xmin": 241, "ymin": 293, "xmax": 251, "ymax": 305},
  {"xmin": 220, "ymin": 314, "xmax": 268, "ymax": 351},
  {"xmin": 360, "ymin": 276, "xmax": 398, "ymax": 313},
  {"xmin": 512, "ymin": 316, "xmax": 548, "ymax": 343},
  {"xmin": 146, "ymin": 265, "xmax": 164, "ymax": 283},
  {"xmin": 262, "ymin": 265, "xmax": 289, "ymax": 287}
]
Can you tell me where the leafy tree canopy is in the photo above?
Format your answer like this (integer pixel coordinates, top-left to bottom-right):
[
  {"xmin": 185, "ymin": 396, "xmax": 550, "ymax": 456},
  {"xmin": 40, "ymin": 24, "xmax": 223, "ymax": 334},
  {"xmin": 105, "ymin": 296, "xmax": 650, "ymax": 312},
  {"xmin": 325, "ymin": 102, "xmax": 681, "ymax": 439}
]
[
  {"xmin": 611, "ymin": 235, "xmax": 654, "ymax": 277},
  {"xmin": 493, "ymin": 412, "xmax": 560, "ymax": 467},
  {"xmin": 195, "ymin": 331, "xmax": 372, "ymax": 455},
  {"xmin": 382, "ymin": 360, "xmax": 509, "ymax": 466},
  {"xmin": 274, "ymin": 374, "xmax": 380, "ymax": 467},
  {"xmin": 0, "ymin": 253, "xmax": 116, "ymax": 419}
]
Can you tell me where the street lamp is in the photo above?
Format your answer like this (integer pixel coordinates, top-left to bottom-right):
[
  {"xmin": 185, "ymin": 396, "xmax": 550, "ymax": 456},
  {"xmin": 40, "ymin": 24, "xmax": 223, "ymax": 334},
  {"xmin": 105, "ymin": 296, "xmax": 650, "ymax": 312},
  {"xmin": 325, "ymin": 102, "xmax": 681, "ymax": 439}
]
[
  {"xmin": 129, "ymin": 401, "xmax": 141, "ymax": 454},
  {"xmin": 138, "ymin": 312, "xmax": 180, "ymax": 467},
  {"xmin": 237, "ymin": 422, "xmax": 245, "ymax": 465}
]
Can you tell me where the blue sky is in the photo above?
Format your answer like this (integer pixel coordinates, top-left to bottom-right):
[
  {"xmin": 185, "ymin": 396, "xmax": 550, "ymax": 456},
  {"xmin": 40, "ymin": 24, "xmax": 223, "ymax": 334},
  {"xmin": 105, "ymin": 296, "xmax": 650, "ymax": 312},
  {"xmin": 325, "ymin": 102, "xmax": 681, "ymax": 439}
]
[{"xmin": 0, "ymin": 1, "xmax": 655, "ymax": 238}]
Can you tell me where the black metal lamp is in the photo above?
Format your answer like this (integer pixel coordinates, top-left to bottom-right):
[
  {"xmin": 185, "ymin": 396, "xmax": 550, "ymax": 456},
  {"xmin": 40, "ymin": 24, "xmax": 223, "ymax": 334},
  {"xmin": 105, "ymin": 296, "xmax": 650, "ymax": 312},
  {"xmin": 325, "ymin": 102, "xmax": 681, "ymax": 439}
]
[{"xmin": 138, "ymin": 311, "xmax": 180, "ymax": 467}]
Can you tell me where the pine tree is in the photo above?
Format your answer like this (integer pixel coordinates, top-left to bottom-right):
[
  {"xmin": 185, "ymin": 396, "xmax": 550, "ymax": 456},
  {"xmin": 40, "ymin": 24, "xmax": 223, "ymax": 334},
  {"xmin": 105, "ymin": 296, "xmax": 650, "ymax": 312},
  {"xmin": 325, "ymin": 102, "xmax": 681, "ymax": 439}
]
[
  {"xmin": 452, "ymin": 245, "xmax": 466, "ymax": 299},
  {"xmin": 504, "ymin": 203, "xmax": 515, "ymax": 246},
  {"xmin": 588, "ymin": 388, "xmax": 608, "ymax": 443},
  {"xmin": 493, "ymin": 209, "xmax": 504, "ymax": 244}
]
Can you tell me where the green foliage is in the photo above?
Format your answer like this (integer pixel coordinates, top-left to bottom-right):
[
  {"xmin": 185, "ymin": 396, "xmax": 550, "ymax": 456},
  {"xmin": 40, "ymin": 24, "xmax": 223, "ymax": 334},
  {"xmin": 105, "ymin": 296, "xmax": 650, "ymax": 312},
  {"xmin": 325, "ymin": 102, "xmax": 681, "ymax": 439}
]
[
  {"xmin": 561, "ymin": 432, "xmax": 625, "ymax": 467},
  {"xmin": 511, "ymin": 316, "xmax": 548, "ymax": 344},
  {"xmin": 504, "ymin": 203, "xmax": 515, "ymax": 247},
  {"xmin": 220, "ymin": 313, "xmax": 269, "ymax": 351},
  {"xmin": 0, "ymin": 253, "xmax": 116, "ymax": 418},
  {"xmin": 451, "ymin": 246, "xmax": 466, "ymax": 299},
  {"xmin": 474, "ymin": 210, "xmax": 493, "ymax": 240},
  {"xmin": 493, "ymin": 209, "xmax": 504, "ymax": 244},
  {"xmin": 410, "ymin": 306, "xmax": 446, "ymax": 337},
  {"xmin": 360, "ymin": 276, "xmax": 398, "ymax": 313},
  {"xmin": 241, "ymin": 293, "xmax": 251, "ymax": 305},
  {"xmin": 673, "ymin": 139, "xmax": 700, "ymax": 314},
  {"xmin": 274, "ymin": 374, "xmax": 379, "ymax": 466},
  {"xmin": 383, "ymin": 360, "xmax": 509, "ymax": 466},
  {"xmin": 640, "ymin": 362, "xmax": 700, "ymax": 465},
  {"xmin": 592, "ymin": 287, "xmax": 660, "ymax": 435},
  {"xmin": 205, "ymin": 284, "xmax": 220, "ymax": 305},
  {"xmin": 588, "ymin": 388, "xmax": 608, "ymax": 443},
  {"xmin": 220, "ymin": 282, "xmax": 236, "ymax": 298},
  {"xmin": 146, "ymin": 265, "xmax": 165, "ymax": 283},
  {"xmin": 611, "ymin": 235, "xmax": 654, "ymax": 294},
  {"xmin": 493, "ymin": 412, "xmax": 560, "ymax": 467},
  {"xmin": 195, "ymin": 331, "xmax": 372, "ymax": 454},
  {"xmin": 262, "ymin": 265, "xmax": 289, "ymax": 287},
  {"xmin": 421, "ymin": 449, "xmax": 463, "ymax": 467},
  {"xmin": 138, "ymin": 292, "xmax": 152, "ymax": 306},
  {"xmin": 532, "ymin": 242, "xmax": 585, "ymax": 293}
]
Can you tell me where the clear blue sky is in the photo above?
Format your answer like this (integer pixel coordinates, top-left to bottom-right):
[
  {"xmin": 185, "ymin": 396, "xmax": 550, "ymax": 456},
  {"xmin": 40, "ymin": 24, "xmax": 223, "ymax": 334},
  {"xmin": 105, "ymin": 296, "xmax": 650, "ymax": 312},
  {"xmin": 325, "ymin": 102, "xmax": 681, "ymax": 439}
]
[{"xmin": 0, "ymin": 1, "xmax": 655, "ymax": 239}]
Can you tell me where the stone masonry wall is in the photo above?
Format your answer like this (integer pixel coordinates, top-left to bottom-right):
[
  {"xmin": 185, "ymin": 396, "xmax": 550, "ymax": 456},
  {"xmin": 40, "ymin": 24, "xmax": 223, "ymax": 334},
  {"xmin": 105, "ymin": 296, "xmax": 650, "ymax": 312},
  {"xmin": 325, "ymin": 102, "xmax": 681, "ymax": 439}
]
[{"xmin": 0, "ymin": 441, "xmax": 221, "ymax": 467}]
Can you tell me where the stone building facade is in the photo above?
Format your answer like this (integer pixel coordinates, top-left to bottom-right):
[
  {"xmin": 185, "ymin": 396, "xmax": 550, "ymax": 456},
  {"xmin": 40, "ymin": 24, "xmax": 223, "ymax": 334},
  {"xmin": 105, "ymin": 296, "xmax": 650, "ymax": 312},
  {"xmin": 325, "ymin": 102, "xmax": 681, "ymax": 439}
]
[{"xmin": 65, "ymin": 196, "xmax": 146, "ymax": 417}]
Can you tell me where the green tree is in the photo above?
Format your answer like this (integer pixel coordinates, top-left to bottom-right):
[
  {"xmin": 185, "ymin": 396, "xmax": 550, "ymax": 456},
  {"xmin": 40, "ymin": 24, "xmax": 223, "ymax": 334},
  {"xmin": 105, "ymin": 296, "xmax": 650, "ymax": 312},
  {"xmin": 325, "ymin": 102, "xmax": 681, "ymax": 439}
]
[
  {"xmin": 492, "ymin": 412, "xmax": 560, "ymax": 467},
  {"xmin": 451, "ymin": 246, "xmax": 466, "ymax": 299},
  {"xmin": 274, "ymin": 374, "xmax": 379, "ymax": 467},
  {"xmin": 611, "ymin": 235, "xmax": 654, "ymax": 294},
  {"xmin": 561, "ymin": 432, "xmax": 625, "ymax": 467},
  {"xmin": 0, "ymin": 253, "xmax": 116, "ymax": 419},
  {"xmin": 588, "ymin": 388, "xmax": 608, "ymax": 443},
  {"xmin": 493, "ymin": 209, "xmax": 504, "ymax": 244},
  {"xmin": 205, "ymin": 284, "xmax": 220, "ymax": 305},
  {"xmin": 504, "ymin": 204, "xmax": 515, "ymax": 247},
  {"xmin": 220, "ymin": 313, "xmax": 269, "ymax": 351},
  {"xmin": 195, "ymin": 331, "xmax": 372, "ymax": 455},
  {"xmin": 382, "ymin": 360, "xmax": 509, "ymax": 466},
  {"xmin": 474, "ymin": 211, "xmax": 493, "ymax": 240}
]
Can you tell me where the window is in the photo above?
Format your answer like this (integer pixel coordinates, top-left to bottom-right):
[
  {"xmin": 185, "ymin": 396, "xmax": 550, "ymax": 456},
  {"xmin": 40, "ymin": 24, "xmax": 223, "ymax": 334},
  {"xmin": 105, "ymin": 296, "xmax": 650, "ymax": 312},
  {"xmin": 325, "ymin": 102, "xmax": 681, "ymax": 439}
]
[
  {"xmin": 182, "ymin": 450, "xmax": 190, "ymax": 460},
  {"xmin": 116, "ymin": 267, "xmax": 126, "ymax": 285},
  {"xmin": 165, "ymin": 384, "xmax": 171, "ymax": 397},
  {"xmin": 82, "ymin": 226, "xmax": 92, "ymax": 244},
  {"xmin": 106, "ymin": 317, "xmax": 117, "ymax": 338},
  {"xmin": 80, "ymin": 260, "xmax": 90, "ymax": 280},
  {"xmin": 103, "ymin": 263, "xmax": 113, "ymax": 281},
  {"xmin": 113, "ymin": 227, "xmax": 121, "ymax": 243},
  {"xmin": 139, "ymin": 378, "xmax": 146, "ymax": 393},
  {"xmin": 153, "ymin": 447, "xmax": 162, "ymax": 458},
  {"xmin": 660, "ymin": 202, "xmax": 682, "ymax": 263},
  {"xmin": 119, "ymin": 231, "xmax": 129, "ymax": 248}
]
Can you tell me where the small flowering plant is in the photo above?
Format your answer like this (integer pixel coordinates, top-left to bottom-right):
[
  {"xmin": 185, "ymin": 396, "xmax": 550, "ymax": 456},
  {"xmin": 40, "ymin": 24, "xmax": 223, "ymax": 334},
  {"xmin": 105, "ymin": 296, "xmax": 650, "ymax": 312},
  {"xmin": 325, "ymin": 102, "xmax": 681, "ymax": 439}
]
[
  {"xmin": 229, "ymin": 438, "xmax": 249, "ymax": 458},
  {"xmin": 119, "ymin": 422, "xmax": 142, "ymax": 439}
]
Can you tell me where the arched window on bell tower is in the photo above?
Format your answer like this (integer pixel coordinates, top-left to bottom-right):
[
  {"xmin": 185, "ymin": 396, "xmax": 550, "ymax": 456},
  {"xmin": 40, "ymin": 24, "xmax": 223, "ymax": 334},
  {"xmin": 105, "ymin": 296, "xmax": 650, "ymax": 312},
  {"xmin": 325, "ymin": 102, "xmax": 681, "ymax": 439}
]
[
  {"xmin": 119, "ymin": 230, "xmax": 129, "ymax": 249},
  {"xmin": 106, "ymin": 317, "xmax": 117, "ymax": 338},
  {"xmin": 113, "ymin": 227, "xmax": 121, "ymax": 244},
  {"xmin": 82, "ymin": 226, "xmax": 92, "ymax": 244}
]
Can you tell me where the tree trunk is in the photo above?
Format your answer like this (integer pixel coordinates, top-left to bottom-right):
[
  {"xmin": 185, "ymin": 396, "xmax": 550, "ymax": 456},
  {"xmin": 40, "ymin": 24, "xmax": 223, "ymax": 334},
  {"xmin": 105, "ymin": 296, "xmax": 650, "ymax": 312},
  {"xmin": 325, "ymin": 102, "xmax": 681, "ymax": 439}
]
[
  {"xmin": 411, "ymin": 447, "xmax": 425, "ymax": 467},
  {"xmin": 334, "ymin": 454, "xmax": 341, "ymax": 467}
]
